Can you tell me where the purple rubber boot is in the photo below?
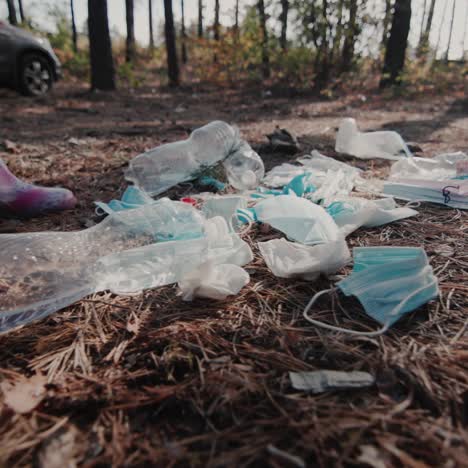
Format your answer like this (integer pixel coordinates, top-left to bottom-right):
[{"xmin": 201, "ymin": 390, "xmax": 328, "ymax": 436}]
[{"xmin": 0, "ymin": 159, "xmax": 77, "ymax": 218}]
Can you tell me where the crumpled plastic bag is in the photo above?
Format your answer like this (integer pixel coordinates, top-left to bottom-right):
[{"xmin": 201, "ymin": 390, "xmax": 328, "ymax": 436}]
[
  {"xmin": 178, "ymin": 262, "xmax": 250, "ymax": 301},
  {"xmin": 326, "ymin": 196, "xmax": 418, "ymax": 237},
  {"xmin": 258, "ymin": 238, "xmax": 350, "ymax": 280},
  {"xmin": 335, "ymin": 118, "xmax": 412, "ymax": 160},
  {"xmin": 390, "ymin": 152, "xmax": 468, "ymax": 181}
]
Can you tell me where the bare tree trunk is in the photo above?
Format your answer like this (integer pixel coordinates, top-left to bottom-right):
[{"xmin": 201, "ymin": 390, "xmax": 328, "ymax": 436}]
[
  {"xmin": 125, "ymin": 0, "xmax": 136, "ymax": 62},
  {"xmin": 70, "ymin": 0, "xmax": 77, "ymax": 53},
  {"xmin": 180, "ymin": 0, "xmax": 187, "ymax": 63},
  {"xmin": 198, "ymin": 0, "xmax": 203, "ymax": 38},
  {"xmin": 234, "ymin": 0, "xmax": 239, "ymax": 39},
  {"xmin": 462, "ymin": 5, "xmax": 468, "ymax": 60},
  {"xmin": 332, "ymin": 0, "xmax": 344, "ymax": 61},
  {"xmin": 382, "ymin": 0, "xmax": 392, "ymax": 49},
  {"xmin": 214, "ymin": 0, "xmax": 220, "ymax": 41},
  {"xmin": 418, "ymin": 0, "xmax": 436, "ymax": 55},
  {"xmin": 436, "ymin": 0, "xmax": 449, "ymax": 56},
  {"xmin": 280, "ymin": 0, "xmax": 289, "ymax": 50},
  {"xmin": 419, "ymin": 0, "xmax": 427, "ymax": 44},
  {"xmin": 380, "ymin": 0, "xmax": 411, "ymax": 88},
  {"xmin": 257, "ymin": 0, "xmax": 270, "ymax": 79},
  {"xmin": 88, "ymin": 0, "xmax": 115, "ymax": 90},
  {"xmin": 163, "ymin": 0, "xmax": 180, "ymax": 86},
  {"xmin": 149, "ymin": 0, "xmax": 155, "ymax": 50},
  {"xmin": 17, "ymin": 0, "xmax": 24, "ymax": 22},
  {"xmin": 6, "ymin": 0, "xmax": 18, "ymax": 25},
  {"xmin": 445, "ymin": 0, "xmax": 457, "ymax": 61},
  {"xmin": 341, "ymin": 0, "xmax": 358, "ymax": 72}
]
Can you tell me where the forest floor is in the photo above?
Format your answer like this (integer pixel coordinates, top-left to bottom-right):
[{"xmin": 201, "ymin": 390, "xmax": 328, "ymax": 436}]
[{"xmin": 0, "ymin": 79, "xmax": 467, "ymax": 467}]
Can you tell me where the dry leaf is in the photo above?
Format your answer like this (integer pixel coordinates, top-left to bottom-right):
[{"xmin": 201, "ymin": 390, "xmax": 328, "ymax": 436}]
[{"xmin": 1, "ymin": 374, "xmax": 47, "ymax": 414}]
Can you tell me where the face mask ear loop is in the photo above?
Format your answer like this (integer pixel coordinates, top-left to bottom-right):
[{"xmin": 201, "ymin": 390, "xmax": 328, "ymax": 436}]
[
  {"xmin": 405, "ymin": 200, "xmax": 421, "ymax": 209},
  {"xmin": 303, "ymin": 276, "xmax": 438, "ymax": 337},
  {"xmin": 303, "ymin": 287, "xmax": 391, "ymax": 336},
  {"xmin": 387, "ymin": 276, "xmax": 438, "ymax": 322}
]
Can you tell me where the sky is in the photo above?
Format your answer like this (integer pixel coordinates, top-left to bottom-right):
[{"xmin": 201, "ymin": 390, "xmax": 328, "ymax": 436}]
[{"xmin": 1, "ymin": 0, "xmax": 467, "ymax": 60}]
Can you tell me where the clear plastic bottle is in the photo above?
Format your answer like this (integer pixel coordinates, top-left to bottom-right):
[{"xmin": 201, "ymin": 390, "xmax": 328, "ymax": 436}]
[
  {"xmin": 0, "ymin": 200, "xmax": 252, "ymax": 332},
  {"xmin": 125, "ymin": 121, "xmax": 264, "ymax": 195}
]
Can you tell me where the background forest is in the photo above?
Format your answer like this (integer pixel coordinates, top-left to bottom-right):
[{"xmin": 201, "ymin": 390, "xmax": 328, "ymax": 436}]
[{"xmin": 2, "ymin": 0, "xmax": 467, "ymax": 94}]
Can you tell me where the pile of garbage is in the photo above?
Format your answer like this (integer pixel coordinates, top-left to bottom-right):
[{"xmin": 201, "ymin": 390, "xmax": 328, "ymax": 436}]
[{"xmin": 1, "ymin": 119, "xmax": 466, "ymax": 339}]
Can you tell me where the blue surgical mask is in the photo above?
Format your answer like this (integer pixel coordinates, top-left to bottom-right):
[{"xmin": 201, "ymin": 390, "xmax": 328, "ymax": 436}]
[
  {"xmin": 303, "ymin": 247, "xmax": 439, "ymax": 336},
  {"xmin": 95, "ymin": 186, "xmax": 153, "ymax": 215}
]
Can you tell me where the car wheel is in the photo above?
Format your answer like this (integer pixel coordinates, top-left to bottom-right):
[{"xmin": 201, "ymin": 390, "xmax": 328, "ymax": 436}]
[{"xmin": 19, "ymin": 53, "xmax": 53, "ymax": 97}]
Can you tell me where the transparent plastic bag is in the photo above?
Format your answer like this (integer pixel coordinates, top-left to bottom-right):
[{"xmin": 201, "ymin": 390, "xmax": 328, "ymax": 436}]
[{"xmin": 0, "ymin": 200, "xmax": 253, "ymax": 332}]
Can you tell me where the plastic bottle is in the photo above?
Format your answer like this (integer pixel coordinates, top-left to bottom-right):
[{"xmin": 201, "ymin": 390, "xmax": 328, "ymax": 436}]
[{"xmin": 125, "ymin": 121, "xmax": 264, "ymax": 196}]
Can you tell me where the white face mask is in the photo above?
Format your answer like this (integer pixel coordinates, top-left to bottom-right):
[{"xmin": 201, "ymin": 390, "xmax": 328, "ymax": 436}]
[
  {"xmin": 326, "ymin": 196, "xmax": 418, "ymax": 236},
  {"xmin": 237, "ymin": 195, "xmax": 341, "ymax": 245},
  {"xmin": 258, "ymin": 238, "xmax": 350, "ymax": 280}
]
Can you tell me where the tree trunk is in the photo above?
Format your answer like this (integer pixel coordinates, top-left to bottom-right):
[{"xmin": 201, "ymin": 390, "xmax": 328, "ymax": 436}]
[
  {"xmin": 419, "ymin": 0, "xmax": 427, "ymax": 44},
  {"xmin": 17, "ymin": 0, "xmax": 24, "ymax": 22},
  {"xmin": 280, "ymin": 0, "xmax": 289, "ymax": 50},
  {"xmin": 341, "ymin": 0, "xmax": 358, "ymax": 72},
  {"xmin": 70, "ymin": 0, "xmax": 78, "ymax": 53},
  {"xmin": 180, "ymin": 0, "xmax": 187, "ymax": 64},
  {"xmin": 445, "ymin": 0, "xmax": 456, "ymax": 61},
  {"xmin": 234, "ymin": 0, "xmax": 239, "ymax": 39},
  {"xmin": 462, "ymin": 5, "xmax": 468, "ymax": 60},
  {"xmin": 332, "ymin": 0, "xmax": 344, "ymax": 61},
  {"xmin": 214, "ymin": 0, "xmax": 220, "ymax": 41},
  {"xmin": 163, "ymin": 0, "xmax": 180, "ymax": 86},
  {"xmin": 149, "ymin": 0, "xmax": 155, "ymax": 50},
  {"xmin": 125, "ymin": 0, "xmax": 136, "ymax": 62},
  {"xmin": 257, "ymin": 0, "xmax": 270, "ymax": 79},
  {"xmin": 382, "ymin": 0, "xmax": 393, "ymax": 49},
  {"xmin": 198, "ymin": 0, "xmax": 203, "ymax": 38},
  {"xmin": 380, "ymin": 0, "xmax": 411, "ymax": 88},
  {"xmin": 88, "ymin": 0, "xmax": 115, "ymax": 90},
  {"xmin": 436, "ymin": 0, "xmax": 449, "ymax": 57},
  {"xmin": 418, "ymin": 0, "xmax": 436, "ymax": 55},
  {"xmin": 6, "ymin": 0, "xmax": 17, "ymax": 25}
]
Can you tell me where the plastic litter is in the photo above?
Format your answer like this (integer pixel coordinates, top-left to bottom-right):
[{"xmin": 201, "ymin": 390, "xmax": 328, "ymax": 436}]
[
  {"xmin": 179, "ymin": 262, "xmax": 250, "ymax": 301},
  {"xmin": 198, "ymin": 175, "xmax": 226, "ymax": 191},
  {"xmin": 258, "ymin": 238, "xmax": 350, "ymax": 280},
  {"xmin": 303, "ymin": 246, "xmax": 439, "ymax": 336},
  {"xmin": 125, "ymin": 121, "xmax": 264, "ymax": 196},
  {"xmin": 384, "ymin": 178, "xmax": 468, "ymax": 209},
  {"xmin": 237, "ymin": 195, "xmax": 341, "ymax": 245},
  {"xmin": 266, "ymin": 127, "xmax": 300, "ymax": 153},
  {"xmin": 202, "ymin": 195, "xmax": 247, "ymax": 231},
  {"xmin": 0, "ymin": 158, "xmax": 76, "ymax": 218},
  {"xmin": 326, "ymin": 196, "xmax": 418, "ymax": 237},
  {"xmin": 0, "ymin": 201, "xmax": 253, "ymax": 332},
  {"xmin": 390, "ymin": 152, "xmax": 468, "ymax": 181},
  {"xmin": 335, "ymin": 118, "xmax": 412, "ymax": 160},
  {"xmin": 289, "ymin": 370, "xmax": 375, "ymax": 393},
  {"xmin": 95, "ymin": 186, "xmax": 154, "ymax": 215}
]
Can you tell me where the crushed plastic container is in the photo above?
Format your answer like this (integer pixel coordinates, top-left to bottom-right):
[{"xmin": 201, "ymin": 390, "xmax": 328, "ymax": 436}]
[
  {"xmin": 125, "ymin": 121, "xmax": 264, "ymax": 196},
  {"xmin": 0, "ymin": 200, "xmax": 253, "ymax": 332},
  {"xmin": 335, "ymin": 118, "xmax": 412, "ymax": 160}
]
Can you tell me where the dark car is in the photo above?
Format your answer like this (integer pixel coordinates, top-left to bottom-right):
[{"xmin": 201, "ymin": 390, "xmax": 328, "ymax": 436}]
[{"xmin": 0, "ymin": 21, "xmax": 61, "ymax": 96}]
